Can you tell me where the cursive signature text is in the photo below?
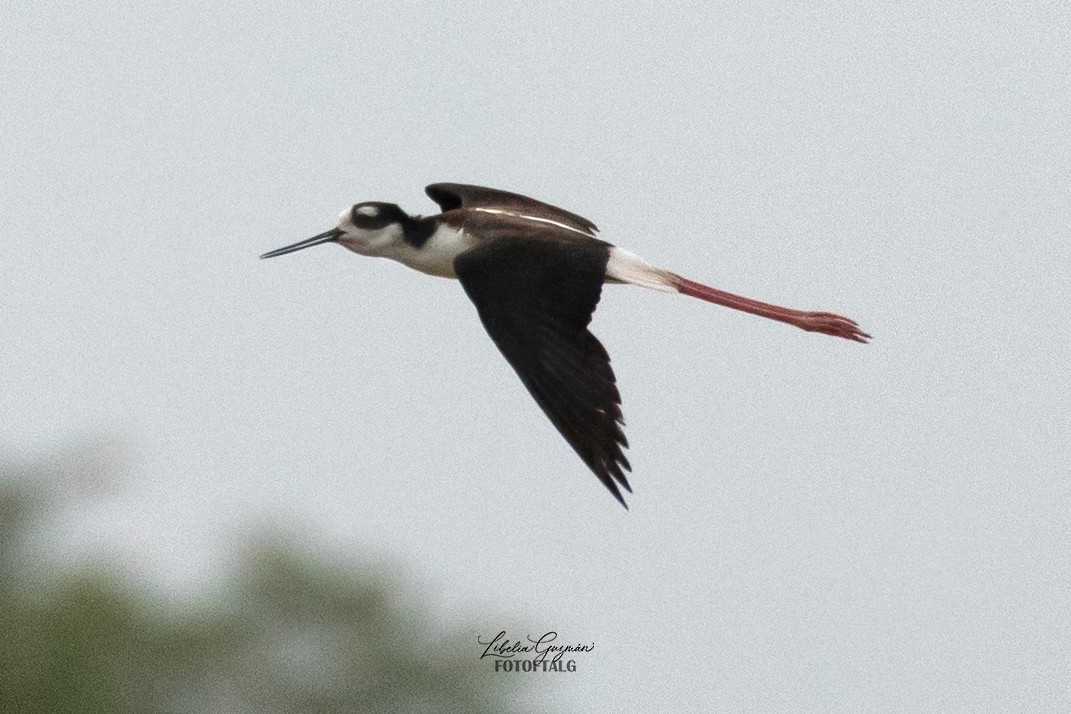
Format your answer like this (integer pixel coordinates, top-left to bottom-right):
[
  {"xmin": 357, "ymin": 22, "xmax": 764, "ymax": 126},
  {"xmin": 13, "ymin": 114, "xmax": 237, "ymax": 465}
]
[{"xmin": 478, "ymin": 631, "xmax": 594, "ymax": 664}]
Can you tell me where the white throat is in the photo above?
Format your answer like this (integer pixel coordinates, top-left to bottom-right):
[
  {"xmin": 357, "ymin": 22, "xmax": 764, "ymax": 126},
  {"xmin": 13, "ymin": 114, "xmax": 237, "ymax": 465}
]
[{"xmin": 383, "ymin": 223, "xmax": 474, "ymax": 278}]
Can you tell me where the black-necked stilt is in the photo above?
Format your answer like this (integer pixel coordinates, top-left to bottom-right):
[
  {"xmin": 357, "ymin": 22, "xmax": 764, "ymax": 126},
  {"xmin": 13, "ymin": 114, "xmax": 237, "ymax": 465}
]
[{"xmin": 261, "ymin": 183, "xmax": 869, "ymax": 507}]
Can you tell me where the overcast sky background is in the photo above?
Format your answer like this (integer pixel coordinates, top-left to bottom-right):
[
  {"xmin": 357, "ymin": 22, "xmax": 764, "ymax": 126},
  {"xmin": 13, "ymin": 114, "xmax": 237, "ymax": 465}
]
[{"xmin": 3, "ymin": 3, "xmax": 1069, "ymax": 711}]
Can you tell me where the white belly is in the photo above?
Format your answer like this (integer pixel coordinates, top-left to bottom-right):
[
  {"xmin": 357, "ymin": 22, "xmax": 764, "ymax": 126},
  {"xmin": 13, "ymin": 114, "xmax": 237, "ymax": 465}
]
[{"xmin": 390, "ymin": 225, "xmax": 474, "ymax": 278}]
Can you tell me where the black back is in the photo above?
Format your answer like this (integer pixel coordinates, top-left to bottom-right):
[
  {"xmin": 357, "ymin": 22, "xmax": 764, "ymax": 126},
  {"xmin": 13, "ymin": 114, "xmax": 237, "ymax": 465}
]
[{"xmin": 426, "ymin": 183, "xmax": 599, "ymax": 237}]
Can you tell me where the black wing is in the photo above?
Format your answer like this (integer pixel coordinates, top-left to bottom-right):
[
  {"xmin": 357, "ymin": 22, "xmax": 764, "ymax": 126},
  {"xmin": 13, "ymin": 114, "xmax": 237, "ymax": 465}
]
[
  {"xmin": 454, "ymin": 237, "xmax": 631, "ymax": 507},
  {"xmin": 426, "ymin": 183, "xmax": 598, "ymax": 237}
]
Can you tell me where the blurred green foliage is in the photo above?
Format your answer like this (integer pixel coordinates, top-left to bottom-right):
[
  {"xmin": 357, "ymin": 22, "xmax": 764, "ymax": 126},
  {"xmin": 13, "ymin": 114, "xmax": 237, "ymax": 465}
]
[{"xmin": 0, "ymin": 460, "xmax": 521, "ymax": 714}]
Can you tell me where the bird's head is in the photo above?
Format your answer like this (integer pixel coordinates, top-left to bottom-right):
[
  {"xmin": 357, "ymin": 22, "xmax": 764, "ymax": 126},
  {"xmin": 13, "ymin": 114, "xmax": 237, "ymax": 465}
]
[{"xmin": 260, "ymin": 201, "xmax": 410, "ymax": 260}]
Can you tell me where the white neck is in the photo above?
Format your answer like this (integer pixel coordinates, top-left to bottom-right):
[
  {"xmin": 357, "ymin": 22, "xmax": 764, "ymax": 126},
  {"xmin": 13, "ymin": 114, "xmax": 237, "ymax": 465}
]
[{"xmin": 381, "ymin": 223, "xmax": 474, "ymax": 279}]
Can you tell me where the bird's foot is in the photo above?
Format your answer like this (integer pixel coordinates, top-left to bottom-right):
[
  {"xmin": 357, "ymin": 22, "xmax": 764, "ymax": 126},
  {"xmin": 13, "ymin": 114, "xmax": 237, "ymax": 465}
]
[{"xmin": 797, "ymin": 312, "xmax": 871, "ymax": 343}]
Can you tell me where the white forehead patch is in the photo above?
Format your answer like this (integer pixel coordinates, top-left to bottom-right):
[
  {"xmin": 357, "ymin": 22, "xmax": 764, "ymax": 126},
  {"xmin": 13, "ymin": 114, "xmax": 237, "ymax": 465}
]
[{"xmin": 356, "ymin": 204, "xmax": 380, "ymax": 217}]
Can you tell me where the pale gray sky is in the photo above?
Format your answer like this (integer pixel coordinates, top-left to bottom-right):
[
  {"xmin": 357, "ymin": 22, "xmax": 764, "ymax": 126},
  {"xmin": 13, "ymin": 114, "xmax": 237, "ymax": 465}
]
[{"xmin": 3, "ymin": 2, "xmax": 1069, "ymax": 711}]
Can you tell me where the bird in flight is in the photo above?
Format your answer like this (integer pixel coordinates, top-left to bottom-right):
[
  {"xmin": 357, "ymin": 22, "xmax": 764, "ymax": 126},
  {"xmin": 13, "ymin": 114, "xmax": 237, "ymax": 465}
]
[{"xmin": 261, "ymin": 183, "xmax": 869, "ymax": 507}]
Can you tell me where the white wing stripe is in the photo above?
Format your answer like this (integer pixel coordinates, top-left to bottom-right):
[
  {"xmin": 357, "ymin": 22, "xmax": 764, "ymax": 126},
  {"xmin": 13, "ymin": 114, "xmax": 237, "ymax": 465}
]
[{"xmin": 471, "ymin": 207, "xmax": 593, "ymax": 238}]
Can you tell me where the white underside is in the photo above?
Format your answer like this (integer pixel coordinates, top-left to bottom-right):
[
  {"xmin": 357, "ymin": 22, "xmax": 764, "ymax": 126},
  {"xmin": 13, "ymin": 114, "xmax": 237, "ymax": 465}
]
[
  {"xmin": 606, "ymin": 247, "xmax": 677, "ymax": 291},
  {"xmin": 389, "ymin": 224, "xmax": 474, "ymax": 278},
  {"xmin": 384, "ymin": 220, "xmax": 676, "ymax": 292}
]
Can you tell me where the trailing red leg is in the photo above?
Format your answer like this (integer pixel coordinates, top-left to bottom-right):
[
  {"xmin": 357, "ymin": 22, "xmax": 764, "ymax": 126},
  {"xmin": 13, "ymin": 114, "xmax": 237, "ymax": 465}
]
[{"xmin": 672, "ymin": 275, "xmax": 871, "ymax": 343}]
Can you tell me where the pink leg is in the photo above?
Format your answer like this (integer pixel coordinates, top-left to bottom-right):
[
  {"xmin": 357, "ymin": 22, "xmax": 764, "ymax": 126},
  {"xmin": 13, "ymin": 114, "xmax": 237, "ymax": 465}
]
[{"xmin": 672, "ymin": 275, "xmax": 870, "ymax": 343}]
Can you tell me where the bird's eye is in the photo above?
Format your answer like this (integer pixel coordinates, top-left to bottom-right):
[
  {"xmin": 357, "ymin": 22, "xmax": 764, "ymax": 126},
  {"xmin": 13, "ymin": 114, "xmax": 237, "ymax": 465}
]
[
  {"xmin": 355, "ymin": 204, "xmax": 380, "ymax": 218},
  {"xmin": 351, "ymin": 203, "xmax": 385, "ymax": 228},
  {"xmin": 350, "ymin": 202, "xmax": 401, "ymax": 229}
]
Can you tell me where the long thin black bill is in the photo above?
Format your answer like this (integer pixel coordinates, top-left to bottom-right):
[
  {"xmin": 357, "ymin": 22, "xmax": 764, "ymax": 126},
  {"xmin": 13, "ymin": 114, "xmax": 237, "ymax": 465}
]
[{"xmin": 260, "ymin": 228, "xmax": 343, "ymax": 259}]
